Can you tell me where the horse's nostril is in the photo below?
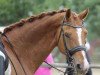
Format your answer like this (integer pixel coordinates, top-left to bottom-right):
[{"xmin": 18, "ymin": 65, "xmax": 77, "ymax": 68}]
[{"xmin": 77, "ymin": 64, "xmax": 81, "ymax": 69}]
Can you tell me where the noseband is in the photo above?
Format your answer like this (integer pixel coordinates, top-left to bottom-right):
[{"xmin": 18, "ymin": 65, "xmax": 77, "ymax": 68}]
[{"xmin": 58, "ymin": 16, "xmax": 86, "ymax": 75}]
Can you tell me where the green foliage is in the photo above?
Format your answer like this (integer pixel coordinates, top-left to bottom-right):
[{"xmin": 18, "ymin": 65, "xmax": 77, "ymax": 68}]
[
  {"xmin": 0, "ymin": 0, "xmax": 34, "ymax": 26},
  {"xmin": 0, "ymin": 0, "xmax": 100, "ymax": 40}
]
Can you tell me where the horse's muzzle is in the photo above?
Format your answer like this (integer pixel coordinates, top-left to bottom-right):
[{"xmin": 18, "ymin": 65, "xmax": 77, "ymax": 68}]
[{"xmin": 76, "ymin": 60, "xmax": 90, "ymax": 74}]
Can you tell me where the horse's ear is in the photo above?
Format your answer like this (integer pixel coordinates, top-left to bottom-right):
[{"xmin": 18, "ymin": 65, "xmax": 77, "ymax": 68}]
[
  {"xmin": 66, "ymin": 9, "xmax": 71, "ymax": 19},
  {"xmin": 78, "ymin": 8, "xmax": 89, "ymax": 20}
]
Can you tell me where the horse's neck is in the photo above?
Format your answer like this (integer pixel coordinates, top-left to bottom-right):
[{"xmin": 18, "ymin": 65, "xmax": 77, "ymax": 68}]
[{"xmin": 2, "ymin": 13, "xmax": 64, "ymax": 74}]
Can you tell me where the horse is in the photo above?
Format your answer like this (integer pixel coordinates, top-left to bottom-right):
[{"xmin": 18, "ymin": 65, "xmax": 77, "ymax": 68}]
[{"xmin": 0, "ymin": 8, "xmax": 89, "ymax": 75}]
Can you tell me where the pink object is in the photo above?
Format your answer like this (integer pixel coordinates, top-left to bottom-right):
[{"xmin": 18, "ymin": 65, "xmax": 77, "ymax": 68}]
[{"xmin": 34, "ymin": 54, "xmax": 54, "ymax": 75}]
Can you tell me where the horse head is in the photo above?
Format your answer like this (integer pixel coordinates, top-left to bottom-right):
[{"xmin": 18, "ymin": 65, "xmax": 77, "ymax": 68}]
[{"xmin": 57, "ymin": 8, "xmax": 89, "ymax": 74}]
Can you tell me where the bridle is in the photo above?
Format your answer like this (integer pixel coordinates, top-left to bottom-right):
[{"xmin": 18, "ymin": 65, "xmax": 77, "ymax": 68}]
[
  {"xmin": 57, "ymin": 15, "xmax": 87, "ymax": 75},
  {"xmin": 45, "ymin": 15, "xmax": 87, "ymax": 75},
  {"xmin": 58, "ymin": 15, "xmax": 86, "ymax": 56},
  {"xmin": 44, "ymin": 14, "xmax": 87, "ymax": 75}
]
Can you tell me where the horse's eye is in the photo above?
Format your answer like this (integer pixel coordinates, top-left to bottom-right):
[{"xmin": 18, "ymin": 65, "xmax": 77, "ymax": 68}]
[{"xmin": 65, "ymin": 33, "xmax": 71, "ymax": 38}]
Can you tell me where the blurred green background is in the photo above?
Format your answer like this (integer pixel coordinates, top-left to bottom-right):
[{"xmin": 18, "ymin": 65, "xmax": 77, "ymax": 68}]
[{"xmin": 0, "ymin": 0, "xmax": 100, "ymax": 64}]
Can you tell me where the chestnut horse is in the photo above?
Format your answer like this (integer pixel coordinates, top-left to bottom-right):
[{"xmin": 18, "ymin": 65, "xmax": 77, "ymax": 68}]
[{"xmin": 1, "ymin": 9, "xmax": 89, "ymax": 75}]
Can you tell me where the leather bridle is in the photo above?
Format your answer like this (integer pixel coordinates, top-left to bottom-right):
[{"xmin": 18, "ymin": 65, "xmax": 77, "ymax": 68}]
[
  {"xmin": 44, "ymin": 15, "xmax": 87, "ymax": 75},
  {"xmin": 58, "ymin": 15, "xmax": 87, "ymax": 75}
]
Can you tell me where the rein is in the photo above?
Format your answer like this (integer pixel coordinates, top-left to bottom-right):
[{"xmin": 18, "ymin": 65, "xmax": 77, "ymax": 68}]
[
  {"xmin": 1, "ymin": 33, "xmax": 27, "ymax": 75},
  {"xmin": 1, "ymin": 32, "xmax": 69, "ymax": 75}
]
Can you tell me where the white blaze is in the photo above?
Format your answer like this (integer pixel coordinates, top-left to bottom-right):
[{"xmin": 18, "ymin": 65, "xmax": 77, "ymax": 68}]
[
  {"xmin": 76, "ymin": 28, "xmax": 82, "ymax": 45},
  {"xmin": 76, "ymin": 28, "xmax": 89, "ymax": 71},
  {"xmin": 82, "ymin": 51, "xmax": 89, "ymax": 71}
]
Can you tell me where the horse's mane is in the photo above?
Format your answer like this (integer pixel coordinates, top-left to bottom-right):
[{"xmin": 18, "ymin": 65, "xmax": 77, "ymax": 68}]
[{"xmin": 3, "ymin": 9, "xmax": 67, "ymax": 34}]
